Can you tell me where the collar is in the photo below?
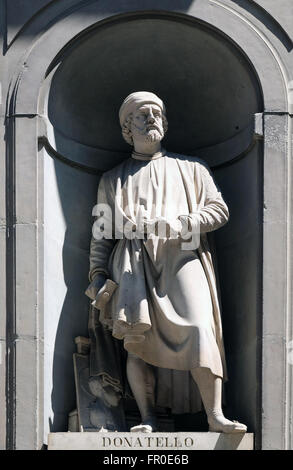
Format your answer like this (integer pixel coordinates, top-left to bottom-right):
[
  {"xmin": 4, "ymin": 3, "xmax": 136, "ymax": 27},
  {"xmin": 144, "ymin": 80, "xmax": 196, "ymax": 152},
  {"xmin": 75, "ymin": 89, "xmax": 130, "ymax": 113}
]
[{"xmin": 131, "ymin": 148, "xmax": 166, "ymax": 161}]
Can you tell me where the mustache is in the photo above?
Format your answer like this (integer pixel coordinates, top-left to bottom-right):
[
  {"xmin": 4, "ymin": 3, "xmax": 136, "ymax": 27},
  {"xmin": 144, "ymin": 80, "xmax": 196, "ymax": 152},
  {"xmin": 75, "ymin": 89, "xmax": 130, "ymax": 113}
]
[
  {"xmin": 132, "ymin": 122, "xmax": 164, "ymax": 137},
  {"xmin": 146, "ymin": 124, "xmax": 163, "ymax": 134}
]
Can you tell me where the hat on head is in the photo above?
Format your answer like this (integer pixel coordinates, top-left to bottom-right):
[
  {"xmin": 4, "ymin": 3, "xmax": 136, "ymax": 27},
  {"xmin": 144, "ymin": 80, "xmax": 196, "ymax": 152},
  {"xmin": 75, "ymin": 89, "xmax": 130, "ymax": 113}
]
[{"xmin": 119, "ymin": 91, "xmax": 165, "ymax": 127}]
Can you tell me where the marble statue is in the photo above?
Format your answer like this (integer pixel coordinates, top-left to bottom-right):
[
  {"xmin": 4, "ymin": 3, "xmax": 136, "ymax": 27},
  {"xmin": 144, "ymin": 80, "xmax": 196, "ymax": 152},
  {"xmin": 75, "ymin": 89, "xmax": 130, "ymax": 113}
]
[{"xmin": 85, "ymin": 91, "xmax": 247, "ymax": 433}]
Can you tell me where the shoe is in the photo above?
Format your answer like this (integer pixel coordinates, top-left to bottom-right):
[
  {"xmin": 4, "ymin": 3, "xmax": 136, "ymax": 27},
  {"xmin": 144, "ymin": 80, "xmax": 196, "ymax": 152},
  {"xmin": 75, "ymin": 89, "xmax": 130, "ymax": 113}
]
[
  {"xmin": 130, "ymin": 424, "xmax": 154, "ymax": 433},
  {"xmin": 208, "ymin": 411, "xmax": 247, "ymax": 433},
  {"xmin": 130, "ymin": 417, "xmax": 157, "ymax": 433}
]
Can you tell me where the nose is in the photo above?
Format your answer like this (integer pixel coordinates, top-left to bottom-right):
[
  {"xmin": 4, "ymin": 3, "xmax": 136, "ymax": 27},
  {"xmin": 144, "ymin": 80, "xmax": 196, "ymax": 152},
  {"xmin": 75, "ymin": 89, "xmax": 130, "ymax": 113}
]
[{"xmin": 147, "ymin": 109, "xmax": 155, "ymax": 124}]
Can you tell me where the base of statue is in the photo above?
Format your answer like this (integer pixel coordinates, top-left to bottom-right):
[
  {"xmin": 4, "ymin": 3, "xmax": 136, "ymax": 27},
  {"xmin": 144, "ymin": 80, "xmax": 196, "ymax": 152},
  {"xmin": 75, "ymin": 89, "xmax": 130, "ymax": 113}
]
[{"xmin": 48, "ymin": 432, "xmax": 253, "ymax": 450}]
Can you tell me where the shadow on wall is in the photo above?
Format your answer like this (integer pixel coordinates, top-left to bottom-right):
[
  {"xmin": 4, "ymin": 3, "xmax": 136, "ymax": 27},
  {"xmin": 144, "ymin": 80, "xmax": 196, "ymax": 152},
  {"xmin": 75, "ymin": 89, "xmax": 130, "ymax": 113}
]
[{"xmin": 47, "ymin": 159, "xmax": 99, "ymax": 432}]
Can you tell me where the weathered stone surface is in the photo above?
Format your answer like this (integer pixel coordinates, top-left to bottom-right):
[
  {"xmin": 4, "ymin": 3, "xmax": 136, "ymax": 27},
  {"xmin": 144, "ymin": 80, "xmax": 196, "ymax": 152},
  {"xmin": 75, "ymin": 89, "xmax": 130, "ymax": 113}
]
[{"xmin": 48, "ymin": 431, "xmax": 254, "ymax": 450}]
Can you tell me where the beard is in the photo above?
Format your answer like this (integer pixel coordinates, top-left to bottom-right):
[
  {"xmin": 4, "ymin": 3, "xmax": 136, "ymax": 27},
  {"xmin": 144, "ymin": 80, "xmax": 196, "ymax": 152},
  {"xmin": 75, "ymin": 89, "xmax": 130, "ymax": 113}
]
[
  {"xmin": 132, "ymin": 124, "xmax": 164, "ymax": 144},
  {"xmin": 145, "ymin": 129, "xmax": 162, "ymax": 143}
]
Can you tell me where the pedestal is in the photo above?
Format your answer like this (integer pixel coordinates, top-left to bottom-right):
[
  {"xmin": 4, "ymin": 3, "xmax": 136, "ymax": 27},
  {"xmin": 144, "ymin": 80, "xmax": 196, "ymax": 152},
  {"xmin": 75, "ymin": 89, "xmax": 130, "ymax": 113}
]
[{"xmin": 48, "ymin": 432, "xmax": 254, "ymax": 450}]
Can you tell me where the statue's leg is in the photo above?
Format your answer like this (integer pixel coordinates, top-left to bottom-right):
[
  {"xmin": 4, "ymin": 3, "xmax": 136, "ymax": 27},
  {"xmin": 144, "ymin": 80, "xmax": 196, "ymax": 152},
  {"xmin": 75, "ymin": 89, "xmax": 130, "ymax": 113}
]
[
  {"xmin": 127, "ymin": 352, "xmax": 157, "ymax": 432},
  {"xmin": 191, "ymin": 367, "xmax": 247, "ymax": 433}
]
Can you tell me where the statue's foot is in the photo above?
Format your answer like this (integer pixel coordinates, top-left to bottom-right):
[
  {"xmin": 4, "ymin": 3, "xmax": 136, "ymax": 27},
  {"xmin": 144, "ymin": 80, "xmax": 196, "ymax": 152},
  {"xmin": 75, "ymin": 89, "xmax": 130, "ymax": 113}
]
[
  {"xmin": 208, "ymin": 411, "xmax": 247, "ymax": 433},
  {"xmin": 98, "ymin": 427, "xmax": 108, "ymax": 433},
  {"xmin": 130, "ymin": 418, "xmax": 157, "ymax": 433},
  {"xmin": 130, "ymin": 424, "xmax": 153, "ymax": 433}
]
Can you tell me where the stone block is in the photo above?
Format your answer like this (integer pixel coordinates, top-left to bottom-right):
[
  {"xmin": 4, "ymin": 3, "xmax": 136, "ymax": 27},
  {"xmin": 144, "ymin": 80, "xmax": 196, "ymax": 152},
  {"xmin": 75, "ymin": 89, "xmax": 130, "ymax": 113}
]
[
  {"xmin": 15, "ymin": 117, "xmax": 38, "ymax": 224},
  {"xmin": 48, "ymin": 431, "xmax": 254, "ymax": 450},
  {"xmin": 15, "ymin": 223, "xmax": 37, "ymax": 337}
]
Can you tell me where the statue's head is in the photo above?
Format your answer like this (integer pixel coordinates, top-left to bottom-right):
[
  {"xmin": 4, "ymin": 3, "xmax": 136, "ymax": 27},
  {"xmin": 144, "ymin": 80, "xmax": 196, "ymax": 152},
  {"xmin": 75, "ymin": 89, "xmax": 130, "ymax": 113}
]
[{"xmin": 119, "ymin": 91, "xmax": 168, "ymax": 147}]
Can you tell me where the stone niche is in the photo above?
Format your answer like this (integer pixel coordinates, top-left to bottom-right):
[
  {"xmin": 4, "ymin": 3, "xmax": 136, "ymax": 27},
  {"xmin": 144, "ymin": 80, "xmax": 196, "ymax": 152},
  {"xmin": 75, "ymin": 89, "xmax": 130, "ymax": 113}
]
[{"xmin": 43, "ymin": 13, "xmax": 263, "ymax": 442}]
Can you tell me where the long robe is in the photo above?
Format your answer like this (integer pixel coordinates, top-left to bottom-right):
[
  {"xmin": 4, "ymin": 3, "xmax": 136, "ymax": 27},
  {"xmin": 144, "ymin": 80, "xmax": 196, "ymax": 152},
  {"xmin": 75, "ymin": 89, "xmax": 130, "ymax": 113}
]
[{"xmin": 89, "ymin": 149, "xmax": 229, "ymax": 412}]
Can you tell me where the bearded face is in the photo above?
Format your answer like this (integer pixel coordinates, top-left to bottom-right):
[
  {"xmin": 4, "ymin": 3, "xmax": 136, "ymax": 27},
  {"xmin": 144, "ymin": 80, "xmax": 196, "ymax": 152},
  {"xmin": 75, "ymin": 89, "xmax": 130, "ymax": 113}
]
[{"xmin": 130, "ymin": 104, "xmax": 165, "ymax": 145}]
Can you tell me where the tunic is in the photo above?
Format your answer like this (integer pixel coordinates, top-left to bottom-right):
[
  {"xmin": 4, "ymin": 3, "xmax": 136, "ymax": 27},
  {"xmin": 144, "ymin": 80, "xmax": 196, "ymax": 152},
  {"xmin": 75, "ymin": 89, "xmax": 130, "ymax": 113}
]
[{"xmin": 89, "ymin": 149, "xmax": 229, "ymax": 386}]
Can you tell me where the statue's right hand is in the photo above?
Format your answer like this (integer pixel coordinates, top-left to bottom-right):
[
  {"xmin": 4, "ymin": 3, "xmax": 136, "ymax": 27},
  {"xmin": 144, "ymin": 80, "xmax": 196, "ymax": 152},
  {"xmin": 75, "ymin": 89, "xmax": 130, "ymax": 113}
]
[{"xmin": 85, "ymin": 274, "xmax": 107, "ymax": 301}]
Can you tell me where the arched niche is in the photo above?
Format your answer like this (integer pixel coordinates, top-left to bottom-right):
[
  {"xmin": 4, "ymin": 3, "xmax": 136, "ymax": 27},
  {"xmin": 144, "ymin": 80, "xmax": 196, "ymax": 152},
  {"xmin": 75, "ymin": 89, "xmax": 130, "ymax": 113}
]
[
  {"xmin": 41, "ymin": 12, "xmax": 263, "ymax": 439},
  {"xmin": 47, "ymin": 15, "xmax": 262, "ymax": 166},
  {"xmin": 6, "ymin": 0, "xmax": 291, "ymax": 450}
]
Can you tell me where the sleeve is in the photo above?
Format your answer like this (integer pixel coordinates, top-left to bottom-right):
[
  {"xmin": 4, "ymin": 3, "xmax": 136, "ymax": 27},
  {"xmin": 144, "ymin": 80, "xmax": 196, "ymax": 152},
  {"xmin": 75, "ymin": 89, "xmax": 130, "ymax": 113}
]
[
  {"xmin": 178, "ymin": 162, "xmax": 229, "ymax": 236},
  {"xmin": 89, "ymin": 174, "xmax": 117, "ymax": 281},
  {"xmin": 196, "ymin": 163, "xmax": 229, "ymax": 233}
]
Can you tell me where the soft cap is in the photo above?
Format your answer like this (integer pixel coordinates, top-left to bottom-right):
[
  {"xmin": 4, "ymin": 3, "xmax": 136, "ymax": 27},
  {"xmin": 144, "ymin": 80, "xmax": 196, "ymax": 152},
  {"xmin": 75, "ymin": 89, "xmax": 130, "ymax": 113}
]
[{"xmin": 119, "ymin": 91, "xmax": 165, "ymax": 127}]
